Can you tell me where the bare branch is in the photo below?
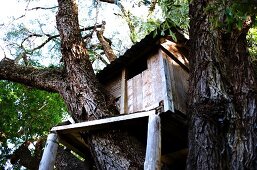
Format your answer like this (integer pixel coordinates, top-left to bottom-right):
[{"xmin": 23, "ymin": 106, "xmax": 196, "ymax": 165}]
[
  {"xmin": 20, "ymin": 24, "xmax": 103, "ymax": 54},
  {"xmin": 29, "ymin": 35, "xmax": 59, "ymax": 53},
  {"xmin": 99, "ymin": 0, "xmax": 115, "ymax": 4},
  {"xmin": 96, "ymin": 22, "xmax": 116, "ymax": 62},
  {"xmin": 148, "ymin": 0, "xmax": 158, "ymax": 16},
  {"xmin": 0, "ymin": 58, "xmax": 64, "ymax": 92},
  {"xmin": 26, "ymin": 6, "xmax": 58, "ymax": 11},
  {"xmin": 0, "ymin": 45, "xmax": 7, "ymax": 58},
  {"xmin": 21, "ymin": 33, "xmax": 43, "ymax": 47},
  {"xmin": 80, "ymin": 24, "xmax": 102, "ymax": 32}
]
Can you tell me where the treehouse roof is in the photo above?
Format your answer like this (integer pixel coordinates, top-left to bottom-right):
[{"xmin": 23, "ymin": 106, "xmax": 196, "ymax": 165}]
[{"xmin": 96, "ymin": 26, "xmax": 188, "ymax": 82}]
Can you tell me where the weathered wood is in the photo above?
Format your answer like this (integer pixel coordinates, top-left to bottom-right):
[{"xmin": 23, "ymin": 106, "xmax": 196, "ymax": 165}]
[
  {"xmin": 159, "ymin": 49, "xmax": 174, "ymax": 112},
  {"xmin": 99, "ymin": 39, "xmax": 188, "ymax": 115},
  {"xmin": 52, "ymin": 110, "xmax": 156, "ymax": 134},
  {"xmin": 133, "ymin": 73, "xmax": 143, "ymax": 112},
  {"xmin": 144, "ymin": 113, "xmax": 161, "ymax": 170},
  {"xmin": 160, "ymin": 44, "xmax": 189, "ymax": 73},
  {"xmin": 39, "ymin": 132, "xmax": 59, "ymax": 170},
  {"xmin": 127, "ymin": 78, "xmax": 133, "ymax": 113},
  {"xmin": 57, "ymin": 132, "xmax": 89, "ymax": 158},
  {"xmin": 161, "ymin": 45, "xmax": 188, "ymax": 114},
  {"xmin": 142, "ymin": 69, "xmax": 153, "ymax": 110},
  {"xmin": 120, "ymin": 68, "xmax": 127, "ymax": 114},
  {"xmin": 104, "ymin": 75, "xmax": 121, "ymax": 99},
  {"xmin": 151, "ymin": 53, "xmax": 163, "ymax": 106}
]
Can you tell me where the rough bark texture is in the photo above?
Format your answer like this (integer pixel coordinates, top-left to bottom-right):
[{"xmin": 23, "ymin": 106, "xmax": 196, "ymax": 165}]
[
  {"xmin": 55, "ymin": 146, "xmax": 90, "ymax": 170},
  {"xmin": 0, "ymin": 0, "xmax": 145, "ymax": 169},
  {"xmin": 55, "ymin": 0, "xmax": 145, "ymax": 169},
  {"xmin": 0, "ymin": 58, "xmax": 63, "ymax": 92},
  {"xmin": 187, "ymin": 0, "xmax": 257, "ymax": 169},
  {"xmin": 10, "ymin": 141, "xmax": 40, "ymax": 170}
]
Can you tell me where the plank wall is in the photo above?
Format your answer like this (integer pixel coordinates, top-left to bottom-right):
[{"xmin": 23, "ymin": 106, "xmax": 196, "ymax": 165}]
[
  {"xmin": 127, "ymin": 53, "xmax": 167, "ymax": 113},
  {"xmin": 101, "ymin": 41, "xmax": 188, "ymax": 115},
  {"xmin": 161, "ymin": 41, "xmax": 189, "ymax": 114}
]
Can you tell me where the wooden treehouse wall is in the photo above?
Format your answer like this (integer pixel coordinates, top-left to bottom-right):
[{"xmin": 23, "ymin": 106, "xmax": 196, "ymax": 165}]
[{"xmin": 102, "ymin": 41, "xmax": 189, "ymax": 115}]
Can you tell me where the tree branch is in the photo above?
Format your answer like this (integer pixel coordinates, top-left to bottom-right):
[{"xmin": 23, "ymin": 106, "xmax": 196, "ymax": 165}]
[
  {"xmin": 26, "ymin": 6, "xmax": 58, "ymax": 11},
  {"xmin": 0, "ymin": 58, "xmax": 64, "ymax": 92},
  {"xmin": 96, "ymin": 23, "xmax": 116, "ymax": 62},
  {"xmin": 99, "ymin": 0, "xmax": 115, "ymax": 4},
  {"xmin": 20, "ymin": 24, "xmax": 103, "ymax": 55}
]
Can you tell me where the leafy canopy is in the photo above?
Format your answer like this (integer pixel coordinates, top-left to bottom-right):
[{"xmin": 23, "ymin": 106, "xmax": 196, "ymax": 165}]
[{"xmin": 0, "ymin": 80, "xmax": 67, "ymax": 167}]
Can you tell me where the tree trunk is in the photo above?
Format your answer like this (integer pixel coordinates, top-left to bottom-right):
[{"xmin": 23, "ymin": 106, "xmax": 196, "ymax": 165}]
[
  {"xmin": 187, "ymin": 0, "xmax": 257, "ymax": 169},
  {"xmin": 55, "ymin": 146, "xmax": 90, "ymax": 170},
  {"xmin": 56, "ymin": 0, "xmax": 145, "ymax": 169}
]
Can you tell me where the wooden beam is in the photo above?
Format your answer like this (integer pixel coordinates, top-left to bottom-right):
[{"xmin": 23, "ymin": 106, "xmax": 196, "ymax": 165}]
[
  {"xmin": 57, "ymin": 133, "xmax": 89, "ymax": 158},
  {"xmin": 51, "ymin": 110, "xmax": 156, "ymax": 134},
  {"xmin": 160, "ymin": 45, "xmax": 189, "ymax": 73},
  {"xmin": 144, "ymin": 113, "xmax": 161, "ymax": 170},
  {"xmin": 39, "ymin": 132, "xmax": 59, "ymax": 170},
  {"xmin": 120, "ymin": 68, "xmax": 127, "ymax": 114}
]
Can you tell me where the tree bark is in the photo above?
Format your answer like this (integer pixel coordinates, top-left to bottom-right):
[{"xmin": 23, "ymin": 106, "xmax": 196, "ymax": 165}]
[
  {"xmin": 10, "ymin": 141, "xmax": 40, "ymax": 170},
  {"xmin": 55, "ymin": 0, "xmax": 145, "ymax": 168},
  {"xmin": 187, "ymin": 0, "xmax": 257, "ymax": 169},
  {"xmin": 55, "ymin": 146, "xmax": 91, "ymax": 170},
  {"xmin": 0, "ymin": 0, "xmax": 145, "ymax": 168},
  {"xmin": 0, "ymin": 58, "xmax": 63, "ymax": 92}
]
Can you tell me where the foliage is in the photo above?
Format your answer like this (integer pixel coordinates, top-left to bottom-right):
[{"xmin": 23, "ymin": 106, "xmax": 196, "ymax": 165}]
[
  {"xmin": 0, "ymin": 80, "xmax": 67, "ymax": 168},
  {"xmin": 205, "ymin": 0, "xmax": 257, "ymax": 31},
  {"xmin": 158, "ymin": 0, "xmax": 189, "ymax": 33},
  {"xmin": 248, "ymin": 27, "xmax": 257, "ymax": 59},
  {"xmin": 117, "ymin": 2, "xmax": 162, "ymax": 44}
]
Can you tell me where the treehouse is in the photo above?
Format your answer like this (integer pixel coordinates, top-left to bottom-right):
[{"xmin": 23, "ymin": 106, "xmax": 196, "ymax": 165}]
[
  {"xmin": 40, "ymin": 28, "xmax": 189, "ymax": 169},
  {"xmin": 97, "ymin": 31, "xmax": 189, "ymax": 115}
]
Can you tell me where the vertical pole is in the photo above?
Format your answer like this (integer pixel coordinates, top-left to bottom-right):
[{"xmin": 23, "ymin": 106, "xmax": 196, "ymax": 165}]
[
  {"xmin": 144, "ymin": 113, "xmax": 161, "ymax": 170},
  {"xmin": 39, "ymin": 132, "xmax": 59, "ymax": 170}
]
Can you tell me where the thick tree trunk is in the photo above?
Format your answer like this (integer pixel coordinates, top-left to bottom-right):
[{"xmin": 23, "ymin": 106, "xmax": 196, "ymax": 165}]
[
  {"xmin": 187, "ymin": 0, "xmax": 257, "ymax": 169},
  {"xmin": 56, "ymin": 0, "xmax": 145, "ymax": 168}
]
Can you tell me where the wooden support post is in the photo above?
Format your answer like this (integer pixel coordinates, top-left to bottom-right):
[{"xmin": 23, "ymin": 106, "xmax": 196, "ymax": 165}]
[
  {"xmin": 39, "ymin": 132, "xmax": 59, "ymax": 170},
  {"xmin": 120, "ymin": 68, "xmax": 127, "ymax": 114},
  {"xmin": 144, "ymin": 112, "xmax": 161, "ymax": 170}
]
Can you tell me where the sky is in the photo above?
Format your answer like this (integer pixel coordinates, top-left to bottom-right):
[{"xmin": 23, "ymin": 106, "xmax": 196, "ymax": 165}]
[{"xmin": 0, "ymin": 0, "xmax": 162, "ymax": 67}]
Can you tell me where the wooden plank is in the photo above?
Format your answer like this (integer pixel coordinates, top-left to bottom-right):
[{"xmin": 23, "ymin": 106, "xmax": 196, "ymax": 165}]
[
  {"xmin": 160, "ymin": 45, "xmax": 189, "ymax": 73},
  {"xmin": 127, "ymin": 78, "xmax": 133, "ymax": 113},
  {"xmin": 164, "ymin": 51, "xmax": 188, "ymax": 114},
  {"xmin": 159, "ymin": 50, "xmax": 174, "ymax": 112},
  {"xmin": 39, "ymin": 133, "xmax": 59, "ymax": 170},
  {"xmin": 133, "ymin": 73, "xmax": 143, "ymax": 112},
  {"xmin": 152, "ymin": 53, "xmax": 163, "ymax": 105},
  {"xmin": 120, "ymin": 69, "xmax": 127, "ymax": 114},
  {"xmin": 144, "ymin": 113, "xmax": 161, "ymax": 170},
  {"xmin": 51, "ymin": 110, "xmax": 156, "ymax": 134},
  {"xmin": 142, "ymin": 69, "xmax": 153, "ymax": 110},
  {"xmin": 57, "ymin": 133, "xmax": 88, "ymax": 158}
]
